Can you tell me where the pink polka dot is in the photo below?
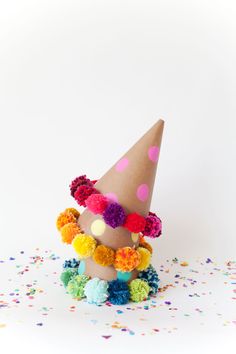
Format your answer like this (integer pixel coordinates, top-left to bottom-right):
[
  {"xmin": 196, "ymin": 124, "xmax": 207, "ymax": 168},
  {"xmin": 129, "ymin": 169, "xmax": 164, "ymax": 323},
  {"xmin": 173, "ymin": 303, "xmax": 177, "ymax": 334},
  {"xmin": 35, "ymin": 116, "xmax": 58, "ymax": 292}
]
[
  {"xmin": 148, "ymin": 146, "xmax": 159, "ymax": 162},
  {"xmin": 136, "ymin": 184, "xmax": 149, "ymax": 202},
  {"xmin": 105, "ymin": 193, "xmax": 118, "ymax": 203},
  {"xmin": 115, "ymin": 158, "xmax": 129, "ymax": 172}
]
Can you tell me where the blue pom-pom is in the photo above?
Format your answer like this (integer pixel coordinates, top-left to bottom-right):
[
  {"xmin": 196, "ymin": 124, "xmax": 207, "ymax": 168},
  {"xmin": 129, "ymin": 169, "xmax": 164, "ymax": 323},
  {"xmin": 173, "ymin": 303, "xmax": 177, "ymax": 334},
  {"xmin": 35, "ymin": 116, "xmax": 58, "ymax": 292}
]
[
  {"xmin": 108, "ymin": 280, "xmax": 130, "ymax": 305},
  {"xmin": 138, "ymin": 264, "xmax": 159, "ymax": 294},
  {"xmin": 63, "ymin": 258, "xmax": 80, "ymax": 269},
  {"xmin": 84, "ymin": 278, "xmax": 108, "ymax": 305}
]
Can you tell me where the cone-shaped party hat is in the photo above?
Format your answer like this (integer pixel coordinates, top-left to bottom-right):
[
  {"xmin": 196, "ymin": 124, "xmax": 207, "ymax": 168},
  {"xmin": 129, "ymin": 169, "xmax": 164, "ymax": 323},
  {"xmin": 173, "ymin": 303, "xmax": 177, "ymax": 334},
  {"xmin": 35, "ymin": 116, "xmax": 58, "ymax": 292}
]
[
  {"xmin": 56, "ymin": 120, "xmax": 164, "ymax": 305},
  {"xmin": 79, "ymin": 119, "xmax": 164, "ymax": 280}
]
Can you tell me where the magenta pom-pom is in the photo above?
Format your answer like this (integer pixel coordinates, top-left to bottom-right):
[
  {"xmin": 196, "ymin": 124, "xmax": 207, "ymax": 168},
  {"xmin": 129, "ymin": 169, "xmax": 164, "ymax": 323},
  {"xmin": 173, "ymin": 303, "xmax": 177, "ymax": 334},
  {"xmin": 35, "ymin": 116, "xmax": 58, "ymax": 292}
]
[
  {"xmin": 103, "ymin": 203, "xmax": 126, "ymax": 228},
  {"xmin": 86, "ymin": 194, "xmax": 108, "ymax": 214},
  {"xmin": 143, "ymin": 212, "xmax": 162, "ymax": 238},
  {"xmin": 74, "ymin": 185, "xmax": 98, "ymax": 207},
  {"xmin": 70, "ymin": 175, "xmax": 93, "ymax": 197}
]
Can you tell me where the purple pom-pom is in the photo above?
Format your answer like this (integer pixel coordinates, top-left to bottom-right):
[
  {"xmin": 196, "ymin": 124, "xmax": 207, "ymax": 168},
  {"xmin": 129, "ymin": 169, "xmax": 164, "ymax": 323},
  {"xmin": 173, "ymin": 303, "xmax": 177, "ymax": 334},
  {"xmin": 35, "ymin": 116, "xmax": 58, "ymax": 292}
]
[{"xmin": 103, "ymin": 203, "xmax": 126, "ymax": 228}]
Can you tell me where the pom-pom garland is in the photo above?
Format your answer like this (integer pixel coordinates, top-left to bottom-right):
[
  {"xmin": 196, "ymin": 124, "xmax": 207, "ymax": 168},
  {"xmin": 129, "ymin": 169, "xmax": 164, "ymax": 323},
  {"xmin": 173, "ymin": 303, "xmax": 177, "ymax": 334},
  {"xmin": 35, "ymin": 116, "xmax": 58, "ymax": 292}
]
[
  {"xmin": 123, "ymin": 213, "xmax": 146, "ymax": 233},
  {"xmin": 70, "ymin": 175, "xmax": 162, "ymax": 237},
  {"xmin": 60, "ymin": 222, "xmax": 81, "ymax": 244},
  {"xmin": 61, "ymin": 258, "xmax": 159, "ymax": 304},
  {"xmin": 69, "ymin": 175, "xmax": 93, "ymax": 197},
  {"xmin": 72, "ymin": 233, "xmax": 97, "ymax": 259},
  {"xmin": 92, "ymin": 245, "xmax": 115, "ymax": 267},
  {"xmin": 103, "ymin": 203, "xmax": 126, "ymax": 229},
  {"xmin": 136, "ymin": 247, "xmax": 151, "ymax": 271},
  {"xmin": 138, "ymin": 264, "xmax": 160, "ymax": 295},
  {"xmin": 114, "ymin": 247, "xmax": 141, "ymax": 272},
  {"xmin": 66, "ymin": 274, "xmax": 90, "ymax": 299},
  {"xmin": 108, "ymin": 280, "xmax": 130, "ymax": 305},
  {"xmin": 85, "ymin": 194, "xmax": 108, "ymax": 214},
  {"xmin": 84, "ymin": 278, "xmax": 109, "ymax": 305},
  {"xmin": 56, "ymin": 211, "xmax": 77, "ymax": 231},
  {"xmin": 128, "ymin": 279, "xmax": 150, "ymax": 302}
]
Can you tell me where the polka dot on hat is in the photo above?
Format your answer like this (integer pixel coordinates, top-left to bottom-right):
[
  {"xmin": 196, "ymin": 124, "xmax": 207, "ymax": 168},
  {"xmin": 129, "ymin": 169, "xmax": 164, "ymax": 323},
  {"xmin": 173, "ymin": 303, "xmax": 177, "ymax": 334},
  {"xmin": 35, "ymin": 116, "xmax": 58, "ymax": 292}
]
[{"xmin": 136, "ymin": 184, "xmax": 149, "ymax": 202}]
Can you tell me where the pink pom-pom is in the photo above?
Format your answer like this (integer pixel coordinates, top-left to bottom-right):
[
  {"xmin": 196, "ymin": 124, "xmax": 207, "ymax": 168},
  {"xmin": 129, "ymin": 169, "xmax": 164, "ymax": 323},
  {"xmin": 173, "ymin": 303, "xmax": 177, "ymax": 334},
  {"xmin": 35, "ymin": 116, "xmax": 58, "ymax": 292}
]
[{"xmin": 86, "ymin": 194, "xmax": 108, "ymax": 214}]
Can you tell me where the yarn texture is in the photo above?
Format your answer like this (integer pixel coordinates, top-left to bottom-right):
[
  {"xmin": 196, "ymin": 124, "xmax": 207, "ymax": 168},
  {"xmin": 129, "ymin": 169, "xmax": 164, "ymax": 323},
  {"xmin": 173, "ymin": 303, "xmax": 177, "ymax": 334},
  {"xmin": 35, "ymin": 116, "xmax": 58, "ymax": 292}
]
[
  {"xmin": 114, "ymin": 247, "xmax": 141, "ymax": 272},
  {"xmin": 66, "ymin": 274, "xmax": 90, "ymax": 299},
  {"xmin": 72, "ymin": 234, "xmax": 97, "ymax": 259},
  {"xmin": 84, "ymin": 278, "xmax": 108, "ymax": 305},
  {"xmin": 108, "ymin": 280, "xmax": 130, "ymax": 305},
  {"xmin": 129, "ymin": 279, "xmax": 150, "ymax": 302}
]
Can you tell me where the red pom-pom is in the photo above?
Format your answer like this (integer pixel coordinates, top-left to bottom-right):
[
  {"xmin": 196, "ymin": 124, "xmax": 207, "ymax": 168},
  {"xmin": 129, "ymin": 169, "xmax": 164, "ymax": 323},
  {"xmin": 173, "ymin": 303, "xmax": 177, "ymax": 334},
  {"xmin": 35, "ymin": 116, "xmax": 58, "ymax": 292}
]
[
  {"xmin": 70, "ymin": 175, "xmax": 93, "ymax": 197},
  {"xmin": 74, "ymin": 185, "xmax": 97, "ymax": 207},
  {"xmin": 123, "ymin": 213, "xmax": 146, "ymax": 233},
  {"xmin": 85, "ymin": 193, "xmax": 108, "ymax": 214}
]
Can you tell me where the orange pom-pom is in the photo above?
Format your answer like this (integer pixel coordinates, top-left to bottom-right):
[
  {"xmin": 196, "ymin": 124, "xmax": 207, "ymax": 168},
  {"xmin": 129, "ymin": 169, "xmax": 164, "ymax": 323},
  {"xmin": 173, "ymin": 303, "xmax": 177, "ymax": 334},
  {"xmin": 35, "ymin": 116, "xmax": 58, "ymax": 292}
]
[
  {"xmin": 64, "ymin": 208, "xmax": 80, "ymax": 219},
  {"xmin": 93, "ymin": 245, "xmax": 115, "ymax": 266},
  {"xmin": 60, "ymin": 222, "xmax": 81, "ymax": 244},
  {"xmin": 56, "ymin": 211, "xmax": 76, "ymax": 230},
  {"xmin": 139, "ymin": 237, "xmax": 153, "ymax": 254},
  {"xmin": 114, "ymin": 247, "xmax": 141, "ymax": 272}
]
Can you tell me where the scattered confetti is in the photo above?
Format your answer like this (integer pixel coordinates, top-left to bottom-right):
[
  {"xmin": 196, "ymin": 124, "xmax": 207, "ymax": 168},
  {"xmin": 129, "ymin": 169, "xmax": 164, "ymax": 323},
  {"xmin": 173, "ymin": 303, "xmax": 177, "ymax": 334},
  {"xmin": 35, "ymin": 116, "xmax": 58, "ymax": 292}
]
[{"xmin": 0, "ymin": 249, "xmax": 235, "ymax": 339}]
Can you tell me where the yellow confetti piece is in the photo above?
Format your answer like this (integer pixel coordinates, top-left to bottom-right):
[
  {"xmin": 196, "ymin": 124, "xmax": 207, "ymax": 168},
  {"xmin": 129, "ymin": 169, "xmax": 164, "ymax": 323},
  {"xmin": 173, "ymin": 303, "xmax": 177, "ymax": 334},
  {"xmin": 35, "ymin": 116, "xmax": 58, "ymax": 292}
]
[{"xmin": 180, "ymin": 261, "xmax": 189, "ymax": 266}]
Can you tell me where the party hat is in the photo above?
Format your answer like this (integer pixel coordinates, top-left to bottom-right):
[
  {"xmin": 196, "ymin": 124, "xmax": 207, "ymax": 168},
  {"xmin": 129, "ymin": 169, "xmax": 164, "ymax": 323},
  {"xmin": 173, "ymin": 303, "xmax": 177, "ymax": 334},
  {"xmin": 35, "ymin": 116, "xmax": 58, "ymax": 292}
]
[{"xmin": 56, "ymin": 120, "xmax": 164, "ymax": 305}]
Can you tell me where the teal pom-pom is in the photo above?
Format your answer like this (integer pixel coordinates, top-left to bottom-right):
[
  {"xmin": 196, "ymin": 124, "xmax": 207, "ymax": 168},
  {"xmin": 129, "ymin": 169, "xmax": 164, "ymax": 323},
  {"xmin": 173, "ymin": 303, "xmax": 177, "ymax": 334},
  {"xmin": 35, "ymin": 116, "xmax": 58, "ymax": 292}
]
[
  {"xmin": 84, "ymin": 278, "xmax": 109, "ymax": 305},
  {"xmin": 138, "ymin": 264, "xmax": 160, "ymax": 294},
  {"xmin": 60, "ymin": 268, "xmax": 77, "ymax": 287},
  {"xmin": 66, "ymin": 274, "xmax": 90, "ymax": 299}
]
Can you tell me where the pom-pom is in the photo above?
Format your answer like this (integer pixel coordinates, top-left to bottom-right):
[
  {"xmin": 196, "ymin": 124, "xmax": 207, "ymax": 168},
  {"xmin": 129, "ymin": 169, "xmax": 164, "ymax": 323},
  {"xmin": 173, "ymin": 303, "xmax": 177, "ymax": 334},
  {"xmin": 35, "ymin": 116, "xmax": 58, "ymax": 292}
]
[
  {"xmin": 138, "ymin": 265, "xmax": 160, "ymax": 294},
  {"xmin": 136, "ymin": 247, "xmax": 151, "ymax": 271},
  {"xmin": 64, "ymin": 208, "xmax": 80, "ymax": 219},
  {"xmin": 60, "ymin": 268, "xmax": 77, "ymax": 287},
  {"xmin": 72, "ymin": 233, "xmax": 97, "ymax": 259},
  {"xmin": 92, "ymin": 245, "xmax": 115, "ymax": 266},
  {"xmin": 86, "ymin": 194, "xmax": 108, "ymax": 214},
  {"xmin": 114, "ymin": 247, "xmax": 141, "ymax": 272},
  {"xmin": 66, "ymin": 274, "xmax": 90, "ymax": 299},
  {"xmin": 139, "ymin": 237, "xmax": 153, "ymax": 254},
  {"xmin": 108, "ymin": 280, "xmax": 130, "ymax": 305},
  {"xmin": 56, "ymin": 211, "xmax": 76, "ymax": 231},
  {"xmin": 143, "ymin": 212, "xmax": 162, "ymax": 238},
  {"xmin": 84, "ymin": 278, "xmax": 109, "ymax": 305},
  {"xmin": 70, "ymin": 175, "xmax": 93, "ymax": 197},
  {"xmin": 63, "ymin": 258, "xmax": 80, "ymax": 269},
  {"xmin": 123, "ymin": 213, "xmax": 146, "ymax": 233},
  {"xmin": 129, "ymin": 279, "xmax": 150, "ymax": 302},
  {"xmin": 103, "ymin": 203, "xmax": 126, "ymax": 228},
  {"xmin": 74, "ymin": 185, "xmax": 97, "ymax": 207},
  {"xmin": 60, "ymin": 222, "xmax": 81, "ymax": 244}
]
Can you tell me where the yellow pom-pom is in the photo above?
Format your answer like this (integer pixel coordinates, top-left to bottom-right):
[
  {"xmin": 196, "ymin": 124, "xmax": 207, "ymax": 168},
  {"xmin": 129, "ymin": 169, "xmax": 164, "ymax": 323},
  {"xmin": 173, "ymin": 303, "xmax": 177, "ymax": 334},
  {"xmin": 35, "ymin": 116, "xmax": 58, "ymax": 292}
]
[
  {"xmin": 114, "ymin": 247, "xmax": 141, "ymax": 272},
  {"xmin": 139, "ymin": 238, "xmax": 153, "ymax": 254},
  {"xmin": 93, "ymin": 245, "xmax": 115, "ymax": 266},
  {"xmin": 65, "ymin": 208, "xmax": 80, "ymax": 219},
  {"xmin": 72, "ymin": 233, "xmax": 97, "ymax": 259},
  {"xmin": 56, "ymin": 211, "xmax": 76, "ymax": 230},
  {"xmin": 60, "ymin": 222, "xmax": 81, "ymax": 244},
  {"xmin": 136, "ymin": 247, "xmax": 151, "ymax": 271}
]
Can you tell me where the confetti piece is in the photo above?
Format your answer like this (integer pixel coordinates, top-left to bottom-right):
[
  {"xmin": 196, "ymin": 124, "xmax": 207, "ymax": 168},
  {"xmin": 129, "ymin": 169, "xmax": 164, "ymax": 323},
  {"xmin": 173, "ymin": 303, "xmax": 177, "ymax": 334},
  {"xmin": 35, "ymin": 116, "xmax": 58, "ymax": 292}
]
[
  {"xmin": 102, "ymin": 335, "xmax": 112, "ymax": 339},
  {"xmin": 180, "ymin": 262, "xmax": 189, "ymax": 267}
]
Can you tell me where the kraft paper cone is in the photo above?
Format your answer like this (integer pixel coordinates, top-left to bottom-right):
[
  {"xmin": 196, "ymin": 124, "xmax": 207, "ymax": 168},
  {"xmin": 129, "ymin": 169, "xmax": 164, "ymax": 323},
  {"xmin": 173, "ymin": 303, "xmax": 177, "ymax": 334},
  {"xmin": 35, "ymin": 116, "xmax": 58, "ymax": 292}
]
[{"xmin": 79, "ymin": 119, "xmax": 164, "ymax": 281}]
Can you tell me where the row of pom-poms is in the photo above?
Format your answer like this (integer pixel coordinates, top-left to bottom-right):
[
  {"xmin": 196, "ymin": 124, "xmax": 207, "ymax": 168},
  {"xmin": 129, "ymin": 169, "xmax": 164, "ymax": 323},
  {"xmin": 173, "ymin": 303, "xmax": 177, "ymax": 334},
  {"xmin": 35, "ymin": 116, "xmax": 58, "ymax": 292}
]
[
  {"xmin": 69, "ymin": 175, "xmax": 162, "ymax": 238},
  {"xmin": 61, "ymin": 260, "xmax": 160, "ymax": 305},
  {"xmin": 56, "ymin": 209, "xmax": 153, "ymax": 272}
]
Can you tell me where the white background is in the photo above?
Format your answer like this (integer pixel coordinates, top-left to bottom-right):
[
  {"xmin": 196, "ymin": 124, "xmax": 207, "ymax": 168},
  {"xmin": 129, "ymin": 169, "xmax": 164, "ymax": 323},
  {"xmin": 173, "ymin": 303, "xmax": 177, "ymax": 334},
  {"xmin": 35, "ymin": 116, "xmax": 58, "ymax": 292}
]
[{"xmin": 0, "ymin": 1, "xmax": 236, "ymax": 353}]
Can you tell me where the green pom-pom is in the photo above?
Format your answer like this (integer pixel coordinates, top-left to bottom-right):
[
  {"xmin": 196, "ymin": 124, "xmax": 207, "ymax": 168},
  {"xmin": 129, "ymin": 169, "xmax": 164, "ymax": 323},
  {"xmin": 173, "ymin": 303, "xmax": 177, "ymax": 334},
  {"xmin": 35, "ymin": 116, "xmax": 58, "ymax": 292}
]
[
  {"xmin": 128, "ymin": 279, "xmax": 150, "ymax": 302},
  {"xmin": 60, "ymin": 268, "xmax": 77, "ymax": 287},
  {"xmin": 66, "ymin": 274, "xmax": 90, "ymax": 299}
]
